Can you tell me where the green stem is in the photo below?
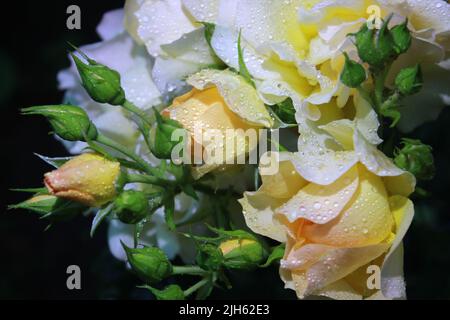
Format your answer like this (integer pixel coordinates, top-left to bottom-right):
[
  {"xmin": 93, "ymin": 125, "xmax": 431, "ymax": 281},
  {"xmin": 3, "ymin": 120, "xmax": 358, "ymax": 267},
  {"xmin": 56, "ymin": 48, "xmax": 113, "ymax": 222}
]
[
  {"xmin": 183, "ymin": 278, "xmax": 210, "ymax": 297},
  {"xmin": 123, "ymin": 100, "xmax": 153, "ymax": 127},
  {"xmin": 172, "ymin": 265, "xmax": 208, "ymax": 276},
  {"xmin": 372, "ymin": 64, "xmax": 391, "ymax": 113},
  {"xmin": 126, "ymin": 173, "xmax": 174, "ymax": 187},
  {"xmin": 96, "ymin": 134, "xmax": 154, "ymax": 175}
]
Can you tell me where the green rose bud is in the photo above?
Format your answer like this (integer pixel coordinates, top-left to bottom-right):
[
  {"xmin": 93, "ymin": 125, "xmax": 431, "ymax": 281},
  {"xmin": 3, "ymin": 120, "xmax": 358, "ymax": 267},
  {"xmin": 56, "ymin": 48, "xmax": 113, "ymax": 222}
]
[
  {"xmin": 122, "ymin": 242, "xmax": 173, "ymax": 284},
  {"xmin": 71, "ymin": 53, "xmax": 126, "ymax": 106},
  {"xmin": 9, "ymin": 194, "xmax": 85, "ymax": 221},
  {"xmin": 196, "ymin": 243, "xmax": 224, "ymax": 271},
  {"xmin": 391, "ymin": 19, "xmax": 412, "ymax": 55},
  {"xmin": 149, "ymin": 110, "xmax": 186, "ymax": 159},
  {"xmin": 395, "ymin": 65, "xmax": 423, "ymax": 96},
  {"xmin": 21, "ymin": 105, "xmax": 98, "ymax": 141},
  {"xmin": 340, "ymin": 53, "xmax": 367, "ymax": 88},
  {"xmin": 353, "ymin": 16, "xmax": 395, "ymax": 69},
  {"xmin": 145, "ymin": 284, "xmax": 185, "ymax": 300},
  {"xmin": 394, "ymin": 138, "xmax": 435, "ymax": 180},
  {"xmin": 114, "ymin": 190, "xmax": 150, "ymax": 224},
  {"xmin": 219, "ymin": 238, "xmax": 266, "ymax": 270}
]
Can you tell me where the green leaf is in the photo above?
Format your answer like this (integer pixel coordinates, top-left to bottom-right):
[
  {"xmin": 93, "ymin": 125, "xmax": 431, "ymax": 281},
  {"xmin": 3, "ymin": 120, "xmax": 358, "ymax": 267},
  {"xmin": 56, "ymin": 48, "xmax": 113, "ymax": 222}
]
[
  {"xmin": 237, "ymin": 30, "xmax": 255, "ymax": 87},
  {"xmin": 90, "ymin": 203, "xmax": 114, "ymax": 237},
  {"xmin": 164, "ymin": 197, "xmax": 176, "ymax": 230},
  {"xmin": 260, "ymin": 243, "xmax": 285, "ymax": 267},
  {"xmin": 269, "ymin": 98, "xmax": 297, "ymax": 124}
]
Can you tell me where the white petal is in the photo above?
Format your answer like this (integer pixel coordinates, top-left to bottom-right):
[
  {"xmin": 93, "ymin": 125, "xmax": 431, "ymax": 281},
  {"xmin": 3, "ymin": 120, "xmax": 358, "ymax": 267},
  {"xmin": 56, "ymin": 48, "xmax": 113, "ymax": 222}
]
[
  {"xmin": 182, "ymin": 0, "xmax": 219, "ymax": 23},
  {"xmin": 96, "ymin": 9, "xmax": 125, "ymax": 41},
  {"xmin": 121, "ymin": 57, "xmax": 162, "ymax": 109},
  {"xmin": 354, "ymin": 130, "xmax": 405, "ymax": 177},
  {"xmin": 134, "ymin": 0, "xmax": 196, "ymax": 56}
]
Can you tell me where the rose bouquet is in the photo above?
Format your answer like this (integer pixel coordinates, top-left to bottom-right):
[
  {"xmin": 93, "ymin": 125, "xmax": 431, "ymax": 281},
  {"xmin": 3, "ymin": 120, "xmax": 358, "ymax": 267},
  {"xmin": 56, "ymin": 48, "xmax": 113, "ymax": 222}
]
[{"xmin": 10, "ymin": 0, "xmax": 450, "ymax": 300}]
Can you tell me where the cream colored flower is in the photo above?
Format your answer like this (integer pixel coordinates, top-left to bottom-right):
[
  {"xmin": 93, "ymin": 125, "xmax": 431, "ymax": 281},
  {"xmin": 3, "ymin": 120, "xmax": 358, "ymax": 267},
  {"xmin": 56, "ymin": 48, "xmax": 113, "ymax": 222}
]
[{"xmin": 202, "ymin": 0, "xmax": 450, "ymax": 130}]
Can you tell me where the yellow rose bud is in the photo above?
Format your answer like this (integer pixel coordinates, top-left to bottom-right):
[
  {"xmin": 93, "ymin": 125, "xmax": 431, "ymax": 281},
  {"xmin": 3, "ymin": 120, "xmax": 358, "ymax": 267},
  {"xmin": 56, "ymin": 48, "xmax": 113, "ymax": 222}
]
[
  {"xmin": 44, "ymin": 153, "xmax": 121, "ymax": 207},
  {"xmin": 219, "ymin": 238, "xmax": 265, "ymax": 270}
]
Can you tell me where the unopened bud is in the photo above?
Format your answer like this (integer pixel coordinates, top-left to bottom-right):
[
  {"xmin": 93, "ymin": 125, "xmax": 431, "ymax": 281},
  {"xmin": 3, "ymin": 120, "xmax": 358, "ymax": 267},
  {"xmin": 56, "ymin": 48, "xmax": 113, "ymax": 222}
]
[
  {"xmin": 71, "ymin": 53, "xmax": 126, "ymax": 106},
  {"xmin": 114, "ymin": 190, "xmax": 150, "ymax": 224},
  {"xmin": 395, "ymin": 65, "xmax": 423, "ymax": 96},
  {"xmin": 391, "ymin": 19, "xmax": 412, "ymax": 55},
  {"xmin": 22, "ymin": 105, "xmax": 97, "ymax": 141},
  {"xmin": 44, "ymin": 153, "xmax": 121, "ymax": 207},
  {"xmin": 122, "ymin": 242, "xmax": 173, "ymax": 284},
  {"xmin": 219, "ymin": 238, "xmax": 265, "ymax": 270},
  {"xmin": 394, "ymin": 138, "xmax": 435, "ymax": 180},
  {"xmin": 340, "ymin": 53, "xmax": 366, "ymax": 88},
  {"xmin": 149, "ymin": 111, "xmax": 185, "ymax": 159}
]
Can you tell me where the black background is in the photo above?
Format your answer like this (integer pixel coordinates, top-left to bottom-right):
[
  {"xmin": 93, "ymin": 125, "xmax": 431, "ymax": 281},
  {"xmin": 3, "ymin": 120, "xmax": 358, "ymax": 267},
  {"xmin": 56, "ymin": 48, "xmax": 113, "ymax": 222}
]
[{"xmin": 1, "ymin": 0, "xmax": 450, "ymax": 299}]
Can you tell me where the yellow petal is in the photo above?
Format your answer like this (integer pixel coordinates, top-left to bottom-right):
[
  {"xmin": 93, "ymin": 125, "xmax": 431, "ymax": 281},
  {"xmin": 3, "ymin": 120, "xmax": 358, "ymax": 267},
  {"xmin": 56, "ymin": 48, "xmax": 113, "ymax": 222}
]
[
  {"xmin": 303, "ymin": 165, "xmax": 393, "ymax": 247},
  {"xmin": 187, "ymin": 69, "xmax": 274, "ymax": 127},
  {"xmin": 277, "ymin": 165, "xmax": 359, "ymax": 224}
]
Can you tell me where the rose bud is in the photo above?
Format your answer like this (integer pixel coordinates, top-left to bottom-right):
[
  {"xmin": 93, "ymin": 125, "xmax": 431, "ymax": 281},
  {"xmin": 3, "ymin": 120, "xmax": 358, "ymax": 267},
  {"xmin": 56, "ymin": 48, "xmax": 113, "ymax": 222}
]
[
  {"xmin": 149, "ymin": 110, "xmax": 185, "ymax": 159},
  {"xmin": 353, "ymin": 16, "xmax": 395, "ymax": 69},
  {"xmin": 340, "ymin": 53, "xmax": 366, "ymax": 88},
  {"xmin": 395, "ymin": 65, "xmax": 423, "ymax": 96},
  {"xmin": 21, "ymin": 105, "xmax": 97, "ymax": 141},
  {"xmin": 219, "ymin": 238, "xmax": 266, "ymax": 270},
  {"xmin": 9, "ymin": 194, "xmax": 86, "ymax": 221},
  {"xmin": 121, "ymin": 242, "xmax": 173, "ymax": 284},
  {"xmin": 71, "ymin": 52, "xmax": 126, "ymax": 106},
  {"xmin": 391, "ymin": 19, "xmax": 412, "ymax": 55},
  {"xmin": 114, "ymin": 190, "xmax": 162, "ymax": 224},
  {"xmin": 394, "ymin": 138, "xmax": 435, "ymax": 180},
  {"xmin": 44, "ymin": 153, "xmax": 121, "ymax": 207}
]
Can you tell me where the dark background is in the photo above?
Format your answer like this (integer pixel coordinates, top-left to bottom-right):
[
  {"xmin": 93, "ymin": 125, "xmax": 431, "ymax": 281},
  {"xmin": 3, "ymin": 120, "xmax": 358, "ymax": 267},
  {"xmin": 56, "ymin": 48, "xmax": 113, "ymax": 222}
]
[{"xmin": 0, "ymin": 0, "xmax": 449, "ymax": 299}]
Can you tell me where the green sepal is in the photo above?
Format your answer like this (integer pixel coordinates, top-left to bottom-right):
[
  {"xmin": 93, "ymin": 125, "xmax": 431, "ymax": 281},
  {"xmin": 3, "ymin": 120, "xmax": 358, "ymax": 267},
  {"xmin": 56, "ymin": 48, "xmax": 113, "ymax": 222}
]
[
  {"xmin": 140, "ymin": 284, "xmax": 185, "ymax": 300},
  {"xmin": 260, "ymin": 243, "xmax": 285, "ymax": 268},
  {"xmin": 340, "ymin": 52, "xmax": 366, "ymax": 88}
]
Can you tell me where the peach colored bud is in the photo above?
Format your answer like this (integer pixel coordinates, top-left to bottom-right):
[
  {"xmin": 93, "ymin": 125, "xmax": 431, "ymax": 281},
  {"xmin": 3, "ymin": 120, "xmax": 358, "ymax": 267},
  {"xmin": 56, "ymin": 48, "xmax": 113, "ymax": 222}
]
[{"xmin": 44, "ymin": 153, "xmax": 121, "ymax": 207}]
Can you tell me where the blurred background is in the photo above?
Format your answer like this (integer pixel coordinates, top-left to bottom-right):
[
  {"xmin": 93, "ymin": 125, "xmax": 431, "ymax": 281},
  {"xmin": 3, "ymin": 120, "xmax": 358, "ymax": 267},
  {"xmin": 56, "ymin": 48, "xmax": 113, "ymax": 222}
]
[{"xmin": 0, "ymin": 0, "xmax": 449, "ymax": 299}]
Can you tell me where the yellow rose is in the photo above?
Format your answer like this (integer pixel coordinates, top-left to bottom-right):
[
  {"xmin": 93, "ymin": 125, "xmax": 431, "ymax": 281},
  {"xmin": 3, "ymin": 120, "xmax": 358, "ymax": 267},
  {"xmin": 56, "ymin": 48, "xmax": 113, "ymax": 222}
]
[
  {"xmin": 240, "ymin": 152, "xmax": 414, "ymax": 299},
  {"xmin": 44, "ymin": 153, "xmax": 121, "ymax": 207},
  {"xmin": 162, "ymin": 69, "xmax": 274, "ymax": 179}
]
